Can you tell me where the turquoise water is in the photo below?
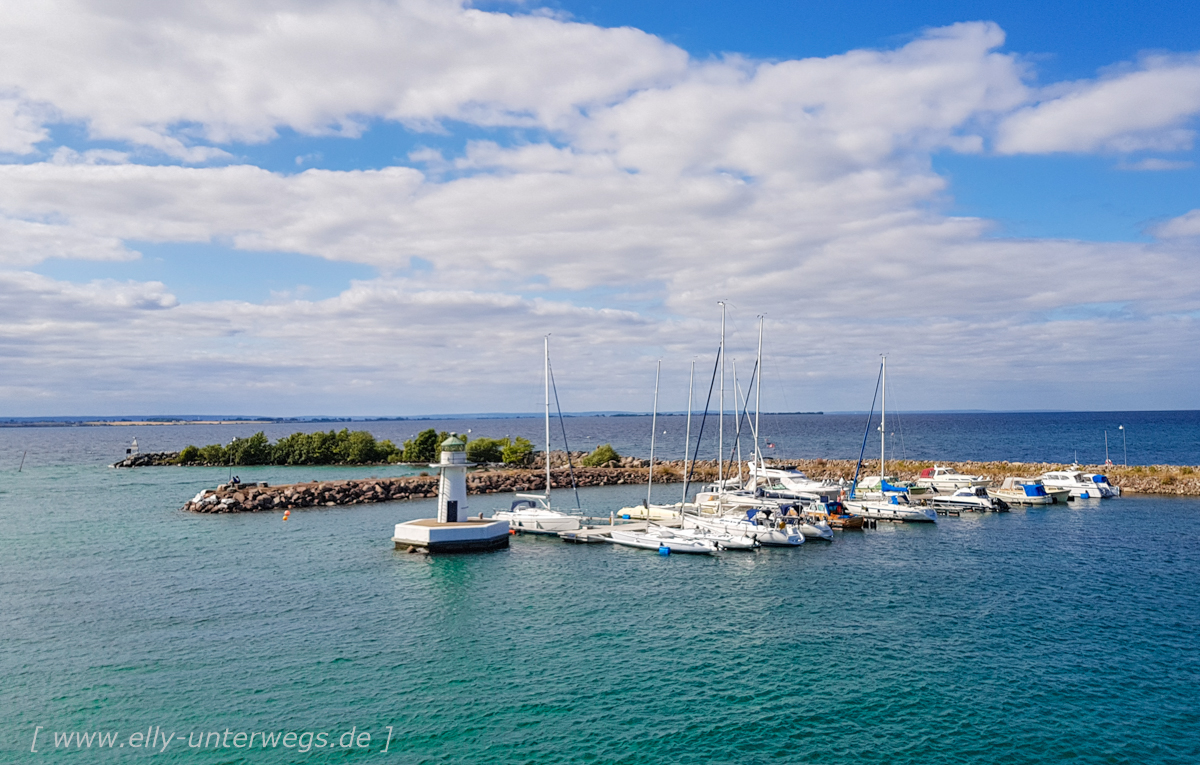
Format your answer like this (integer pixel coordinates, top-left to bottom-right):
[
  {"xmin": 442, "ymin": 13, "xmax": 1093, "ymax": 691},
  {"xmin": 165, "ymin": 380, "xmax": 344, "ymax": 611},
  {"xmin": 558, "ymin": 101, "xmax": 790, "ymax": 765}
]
[{"xmin": 3, "ymin": 457, "xmax": 1200, "ymax": 763}]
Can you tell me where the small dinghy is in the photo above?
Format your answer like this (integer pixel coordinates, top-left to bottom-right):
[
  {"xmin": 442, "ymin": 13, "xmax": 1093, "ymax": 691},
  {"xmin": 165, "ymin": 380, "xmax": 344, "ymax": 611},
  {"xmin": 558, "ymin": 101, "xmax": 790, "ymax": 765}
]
[{"xmin": 609, "ymin": 527, "xmax": 719, "ymax": 554}]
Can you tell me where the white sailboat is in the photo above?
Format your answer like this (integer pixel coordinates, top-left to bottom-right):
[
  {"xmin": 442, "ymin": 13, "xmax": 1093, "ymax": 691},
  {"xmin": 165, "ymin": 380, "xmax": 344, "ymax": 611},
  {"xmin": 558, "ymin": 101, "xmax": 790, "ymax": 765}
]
[
  {"xmin": 844, "ymin": 357, "xmax": 938, "ymax": 524},
  {"xmin": 494, "ymin": 337, "xmax": 583, "ymax": 533}
]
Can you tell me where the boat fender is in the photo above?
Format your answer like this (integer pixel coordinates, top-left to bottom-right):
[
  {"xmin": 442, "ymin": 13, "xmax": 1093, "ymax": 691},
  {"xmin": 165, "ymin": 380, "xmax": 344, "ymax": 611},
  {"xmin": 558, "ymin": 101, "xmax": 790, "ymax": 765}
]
[{"xmin": 658, "ymin": 546, "xmax": 670, "ymax": 556}]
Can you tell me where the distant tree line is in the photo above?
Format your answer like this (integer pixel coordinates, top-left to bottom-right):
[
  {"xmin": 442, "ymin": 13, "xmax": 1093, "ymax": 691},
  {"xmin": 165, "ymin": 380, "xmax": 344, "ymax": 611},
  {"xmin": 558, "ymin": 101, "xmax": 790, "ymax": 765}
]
[{"xmin": 175, "ymin": 428, "xmax": 548, "ymax": 467}]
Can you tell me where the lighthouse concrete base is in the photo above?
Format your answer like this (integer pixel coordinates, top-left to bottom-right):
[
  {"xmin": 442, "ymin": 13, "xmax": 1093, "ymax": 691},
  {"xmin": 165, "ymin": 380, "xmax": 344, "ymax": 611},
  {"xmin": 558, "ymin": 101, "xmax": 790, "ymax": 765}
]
[{"xmin": 392, "ymin": 518, "xmax": 510, "ymax": 553}]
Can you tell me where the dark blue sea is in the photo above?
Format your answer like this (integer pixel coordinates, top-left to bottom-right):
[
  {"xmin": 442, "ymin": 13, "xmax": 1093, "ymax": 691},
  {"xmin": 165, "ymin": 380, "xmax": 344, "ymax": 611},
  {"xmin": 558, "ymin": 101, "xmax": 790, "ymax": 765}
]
[{"xmin": 2, "ymin": 414, "xmax": 1199, "ymax": 763}]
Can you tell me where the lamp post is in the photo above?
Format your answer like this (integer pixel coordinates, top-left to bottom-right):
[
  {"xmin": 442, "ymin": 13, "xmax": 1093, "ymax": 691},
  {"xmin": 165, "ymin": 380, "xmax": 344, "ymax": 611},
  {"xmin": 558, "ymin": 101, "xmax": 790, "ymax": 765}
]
[{"xmin": 1119, "ymin": 425, "xmax": 1127, "ymax": 467}]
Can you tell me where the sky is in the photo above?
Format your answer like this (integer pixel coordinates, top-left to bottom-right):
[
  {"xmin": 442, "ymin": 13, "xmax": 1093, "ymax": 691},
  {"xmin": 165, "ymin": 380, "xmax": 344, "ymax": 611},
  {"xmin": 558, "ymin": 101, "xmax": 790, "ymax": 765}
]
[{"xmin": 1, "ymin": 0, "xmax": 1199, "ymax": 417}]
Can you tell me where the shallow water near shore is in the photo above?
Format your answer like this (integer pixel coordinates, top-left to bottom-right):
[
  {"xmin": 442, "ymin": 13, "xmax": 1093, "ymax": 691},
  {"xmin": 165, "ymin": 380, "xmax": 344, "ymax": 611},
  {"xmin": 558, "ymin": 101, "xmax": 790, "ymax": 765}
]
[{"xmin": 2, "ymin": 428, "xmax": 1200, "ymax": 763}]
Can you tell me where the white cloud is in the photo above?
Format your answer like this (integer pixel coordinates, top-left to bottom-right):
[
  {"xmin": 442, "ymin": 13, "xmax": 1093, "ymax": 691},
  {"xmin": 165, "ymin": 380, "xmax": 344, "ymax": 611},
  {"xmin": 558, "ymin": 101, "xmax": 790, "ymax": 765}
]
[
  {"xmin": 0, "ymin": 9, "xmax": 1198, "ymax": 413},
  {"xmin": 0, "ymin": 0, "xmax": 687, "ymax": 159},
  {"xmin": 995, "ymin": 55, "xmax": 1200, "ymax": 154},
  {"xmin": 1152, "ymin": 209, "xmax": 1200, "ymax": 238}
]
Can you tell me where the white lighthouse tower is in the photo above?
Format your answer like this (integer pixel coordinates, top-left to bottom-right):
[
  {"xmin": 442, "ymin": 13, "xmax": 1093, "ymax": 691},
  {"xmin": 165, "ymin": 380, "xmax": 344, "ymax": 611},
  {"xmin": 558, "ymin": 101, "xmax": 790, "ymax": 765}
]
[
  {"xmin": 391, "ymin": 434, "xmax": 509, "ymax": 552},
  {"xmin": 434, "ymin": 435, "xmax": 470, "ymax": 523}
]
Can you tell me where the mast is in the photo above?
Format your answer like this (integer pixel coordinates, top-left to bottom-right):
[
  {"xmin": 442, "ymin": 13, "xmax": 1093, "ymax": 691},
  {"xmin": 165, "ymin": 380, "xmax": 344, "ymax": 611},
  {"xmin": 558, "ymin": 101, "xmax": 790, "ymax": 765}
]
[
  {"xmin": 647, "ymin": 359, "xmax": 661, "ymax": 506},
  {"xmin": 544, "ymin": 335, "xmax": 552, "ymax": 499},
  {"xmin": 718, "ymin": 301, "xmax": 725, "ymax": 486},
  {"xmin": 880, "ymin": 354, "xmax": 887, "ymax": 479},
  {"xmin": 682, "ymin": 359, "xmax": 695, "ymax": 506},
  {"xmin": 733, "ymin": 359, "xmax": 743, "ymax": 484},
  {"xmin": 754, "ymin": 315, "xmax": 763, "ymax": 485}
]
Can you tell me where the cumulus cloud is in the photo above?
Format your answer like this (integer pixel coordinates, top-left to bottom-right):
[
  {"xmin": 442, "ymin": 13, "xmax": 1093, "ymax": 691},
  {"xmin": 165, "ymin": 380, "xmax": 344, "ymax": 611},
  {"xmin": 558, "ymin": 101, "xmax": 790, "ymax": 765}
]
[
  {"xmin": 995, "ymin": 55, "xmax": 1200, "ymax": 154},
  {"xmin": 0, "ymin": 0, "xmax": 687, "ymax": 159},
  {"xmin": 1152, "ymin": 209, "xmax": 1200, "ymax": 238},
  {"xmin": 0, "ymin": 7, "xmax": 1198, "ymax": 413}
]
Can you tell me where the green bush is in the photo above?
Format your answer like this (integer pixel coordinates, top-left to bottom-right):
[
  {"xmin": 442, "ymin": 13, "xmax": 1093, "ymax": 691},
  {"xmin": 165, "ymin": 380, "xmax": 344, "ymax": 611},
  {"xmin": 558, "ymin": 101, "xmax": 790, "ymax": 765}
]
[
  {"xmin": 501, "ymin": 436, "xmax": 535, "ymax": 465},
  {"xmin": 467, "ymin": 436, "xmax": 507, "ymax": 464},
  {"xmin": 199, "ymin": 443, "xmax": 227, "ymax": 464},
  {"xmin": 581, "ymin": 443, "xmax": 620, "ymax": 467},
  {"xmin": 402, "ymin": 428, "xmax": 446, "ymax": 464},
  {"xmin": 177, "ymin": 445, "xmax": 201, "ymax": 464}
]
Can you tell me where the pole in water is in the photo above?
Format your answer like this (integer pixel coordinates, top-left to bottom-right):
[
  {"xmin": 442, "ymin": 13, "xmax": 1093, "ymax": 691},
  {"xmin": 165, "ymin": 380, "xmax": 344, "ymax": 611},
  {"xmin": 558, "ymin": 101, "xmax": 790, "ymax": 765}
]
[{"xmin": 19, "ymin": 450, "xmax": 27, "ymax": 472}]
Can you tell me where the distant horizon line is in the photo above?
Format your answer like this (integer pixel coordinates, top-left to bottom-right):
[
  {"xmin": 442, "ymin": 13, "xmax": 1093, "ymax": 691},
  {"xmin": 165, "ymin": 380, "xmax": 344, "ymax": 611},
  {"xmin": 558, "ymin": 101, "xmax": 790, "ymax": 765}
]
[{"xmin": 1, "ymin": 408, "xmax": 1195, "ymax": 427}]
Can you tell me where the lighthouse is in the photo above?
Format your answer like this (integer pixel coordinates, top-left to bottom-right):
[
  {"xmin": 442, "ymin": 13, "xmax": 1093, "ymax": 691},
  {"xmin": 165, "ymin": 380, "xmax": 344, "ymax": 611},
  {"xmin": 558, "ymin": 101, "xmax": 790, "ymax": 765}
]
[
  {"xmin": 391, "ymin": 434, "xmax": 510, "ymax": 552},
  {"xmin": 434, "ymin": 435, "xmax": 470, "ymax": 523}
]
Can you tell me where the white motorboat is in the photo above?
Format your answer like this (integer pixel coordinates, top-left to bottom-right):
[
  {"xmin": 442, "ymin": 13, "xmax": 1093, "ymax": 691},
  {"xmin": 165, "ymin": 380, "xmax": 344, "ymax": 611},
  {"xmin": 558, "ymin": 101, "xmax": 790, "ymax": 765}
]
[
  {"xmin": 609, "ymin": 527, "xmax": 718, "ymax": 554},
  {"xmin": 989, "ymin": 477, "xmax": 1058, "ymax": 505},
  {"xmin": 916, "ymin": 465, "xmax": 992, "ymax": 492},
  {"xmin": 493, "ymin": 337, "xmax": 582, "ymax": 533},
  {"xmin": 746, "ymin": 463, "xmax": 843, "ymax": 501},
  {"xmin": 1041, "ymin": 468, "xmax": 1120, "ymax": 498},
  {"xmin": 844, "ymin": 493, "xmax": 938, "ymax": 523},
  {"xmin": 496, "ymin": 495, "xmax": 582, "ymax": 532},
  {"xmin": 683, "ymin": 511, "xmax": 805, "ymax": 547},
  {"xmin": 929, "ymin": 485, "xmax": 1007, "ymax": 512}
]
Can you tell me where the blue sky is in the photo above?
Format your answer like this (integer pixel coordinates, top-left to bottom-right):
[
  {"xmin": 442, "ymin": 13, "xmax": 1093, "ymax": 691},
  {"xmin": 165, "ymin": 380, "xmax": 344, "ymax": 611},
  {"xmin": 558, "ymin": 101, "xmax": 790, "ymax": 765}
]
[{"xmin": 1, "ymin": 0, "xmax": 1199, "ymax": 415}]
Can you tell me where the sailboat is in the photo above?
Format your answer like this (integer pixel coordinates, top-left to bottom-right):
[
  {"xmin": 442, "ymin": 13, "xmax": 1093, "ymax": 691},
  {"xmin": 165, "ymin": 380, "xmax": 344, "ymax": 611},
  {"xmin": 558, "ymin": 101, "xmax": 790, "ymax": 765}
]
[
  {"xmin": 493, "ymin": 337, "xmax": 583, "ymax": 533},
  {"xmin": 843, "ymin": 357, "xmax": 937, "ymax": 523}
]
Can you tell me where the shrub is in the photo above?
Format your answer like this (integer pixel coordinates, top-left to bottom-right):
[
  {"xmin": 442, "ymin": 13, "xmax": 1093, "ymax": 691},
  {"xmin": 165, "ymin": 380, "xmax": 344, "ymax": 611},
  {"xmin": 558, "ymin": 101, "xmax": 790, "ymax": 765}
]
[
  {"xmin": 467, "ymin": 436, "xmax": 507, "ymax": 464},
  {"xmin": 402, "ymin": 428, "xmax": 444, "ymax": 464},
  {"xmin": 581, "ymin": 443, "xmax": 620, "ymax": 467},
  {"xmin": 199, "ymin": 443, "xmax": 227, "ymax": 464},
  {"xmin": 501, "ymin": 437, "xmax": 535, "ymax": 465},
  {"xmin": 227, "ymin": 432, "xmax": 271, "ymax": 465},
  {"xmin": 177, "ymin": 445, "xmax": 201, "ymax": 464}
]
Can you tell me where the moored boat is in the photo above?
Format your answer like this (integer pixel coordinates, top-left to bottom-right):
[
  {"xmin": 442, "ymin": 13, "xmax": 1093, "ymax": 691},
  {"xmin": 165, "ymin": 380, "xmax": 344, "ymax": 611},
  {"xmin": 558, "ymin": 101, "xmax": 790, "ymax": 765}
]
[
  {"xmin": 929, "ymin": 485, "xmax": 1007, "ymax": 512},
  {"xmin": 1041, "ymin": 468, "xmax": 1120, "ymax": 498},
  {"xmin": 989, "ymin": 477, "xmax": 1058, "ymax": 505},
  {"xmin": 916, "ymin": 465, "xmax": 992, "ymax": 492}
]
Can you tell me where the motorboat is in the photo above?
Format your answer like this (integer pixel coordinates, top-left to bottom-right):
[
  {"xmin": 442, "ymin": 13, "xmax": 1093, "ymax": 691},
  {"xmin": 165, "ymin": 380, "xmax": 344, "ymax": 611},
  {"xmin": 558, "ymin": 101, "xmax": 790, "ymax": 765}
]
[
  {"xmin": 746, "ymin": 463, "xmax": 843, "ymax": 501},
  {"xmin": 1041, "ymin": 468, "xmax": 1120, "ymax": 498},
  {"xmin": 929, "ymin": 485, "xmax": 1008, "ymax": 512},
  {"xmin": 989, "ymin": 477, "xmax": 1059, "ymax": 505},
  {"xmin": 843, "ymin": 493, "xmax": 938, "ymax": 523},
  {"xmin": 777, "ymin": 505, "xmax": 834, "ymax": 541},
  {"xmin": 851, "ymin": 474, "xmax": 929, "ymax": 499},
  {"xmin": 496, "ymin": 495, "xmax": 582, "ymax": 532},
  {"xmin": 609, "ymin": 526, "xmax": 718, "ymax": 554},
  {"xmin": 915, "ymin": 465, "xmax": 992, "ymax": 492}
]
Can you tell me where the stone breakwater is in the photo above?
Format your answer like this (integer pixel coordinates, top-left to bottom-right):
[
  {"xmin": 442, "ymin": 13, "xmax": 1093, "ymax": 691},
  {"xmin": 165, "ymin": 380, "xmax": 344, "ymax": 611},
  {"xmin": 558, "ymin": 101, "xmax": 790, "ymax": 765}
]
[
  {"xmin": 179, "ymin": 458, "xmax": 1200, "ymax": 513},
  {"xmin": 183, "ymin": 462, "xmax": 720, "ymax": 514}
]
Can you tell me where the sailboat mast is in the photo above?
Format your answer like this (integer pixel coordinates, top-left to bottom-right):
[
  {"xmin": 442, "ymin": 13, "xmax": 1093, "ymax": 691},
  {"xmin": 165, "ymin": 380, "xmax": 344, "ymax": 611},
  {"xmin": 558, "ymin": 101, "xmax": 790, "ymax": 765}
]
[
  {"xmin": 718, "ymin": 301, "xmax": 725, "ymax": 486},
  {"xmin": 648, "ymin": 360, "xmax": 660, "ymax": 505},
  {"xmin": 544, "ymin": 335, "xmax": 552, "ymax": 498},
  {"xmin": 733, "ymin": 359, "xmax": 743, "ymax": 483},
  {"xmin": 880, "ymin": 354, "xmax": 887, "ymax": 479},
  {"xmin": 682, "ymin": 359, "xmax": 694, "ymax": 506},
  {"xmin": 754, "ymin": 316, "xmax": 763, "ymax": 483}
]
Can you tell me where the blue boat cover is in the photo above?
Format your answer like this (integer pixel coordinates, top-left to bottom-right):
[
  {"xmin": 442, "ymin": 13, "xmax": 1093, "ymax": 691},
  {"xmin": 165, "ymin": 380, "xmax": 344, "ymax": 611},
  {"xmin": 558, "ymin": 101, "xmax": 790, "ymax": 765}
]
[
  {"xmin": 1023, "ymin": 484, "xmax": 1048, "ymax": 497},
  {"xmin": 880, "ymin": 479, "xmax": 909, "ymax": 494}
]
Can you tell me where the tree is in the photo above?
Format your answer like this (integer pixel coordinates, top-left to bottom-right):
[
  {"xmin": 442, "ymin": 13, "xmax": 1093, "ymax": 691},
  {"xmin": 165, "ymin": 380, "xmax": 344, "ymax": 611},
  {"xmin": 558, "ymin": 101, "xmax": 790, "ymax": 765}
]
[
  {"xmin": 227, "ymin": 432, "xmax": 271, "ymax": 465},
  {"xmin": 177, "ymin": 445, "xmax": 201, "ymax": 464},
  {"xmin": 502, "ymin": 436, "xmax": 535, "ymax": 465},
  {"xmin": 466, "ymin": 437, "xmax": 507, "ymax": 464},
  {"xmin": 403, "ymin": 428, "xmax": 442, "ymax": 463},
  {"xmin": 581, "ymin": 443, "xmax": 620, "ymax": 467}
]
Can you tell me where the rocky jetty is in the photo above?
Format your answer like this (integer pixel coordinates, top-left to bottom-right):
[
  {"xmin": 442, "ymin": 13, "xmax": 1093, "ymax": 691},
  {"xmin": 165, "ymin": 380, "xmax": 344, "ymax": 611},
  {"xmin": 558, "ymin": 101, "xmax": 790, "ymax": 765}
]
[
  {"xmin": 112, "ymin": 451, "xmax": 180, "ymax": 467},
  {"xmin": 182, "ymin": 461, "xmax": 721, "ymax": 514},
  {"xmin": 179, "ymin": 457, "xmax": 1200, "ymax": 513}
]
